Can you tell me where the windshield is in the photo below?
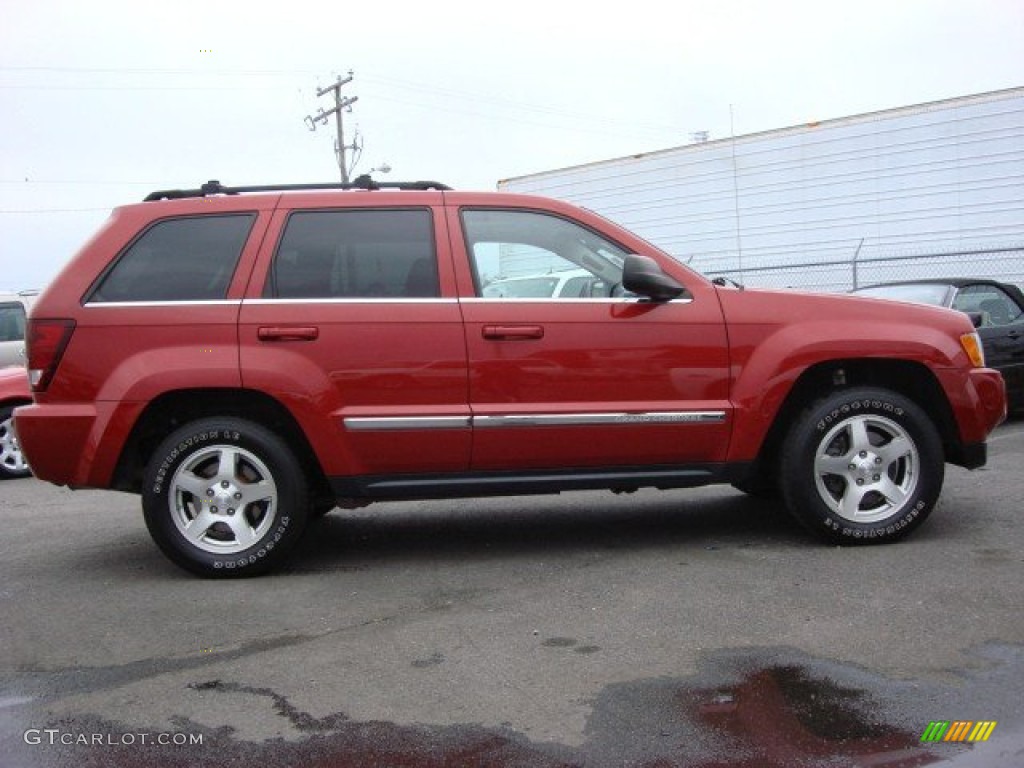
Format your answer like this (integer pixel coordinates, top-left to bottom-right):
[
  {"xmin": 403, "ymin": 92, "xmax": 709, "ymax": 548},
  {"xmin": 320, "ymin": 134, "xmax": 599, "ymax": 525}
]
[{"xmin": 853, "ymin": 283, "xmax": 952, "ymax": 306}]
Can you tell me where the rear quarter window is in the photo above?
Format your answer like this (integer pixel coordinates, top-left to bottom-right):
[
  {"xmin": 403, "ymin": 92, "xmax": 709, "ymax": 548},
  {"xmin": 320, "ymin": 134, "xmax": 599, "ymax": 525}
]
[{"xmin": 88, "ymin": 214, "xmax": 255, "ymax": 302}]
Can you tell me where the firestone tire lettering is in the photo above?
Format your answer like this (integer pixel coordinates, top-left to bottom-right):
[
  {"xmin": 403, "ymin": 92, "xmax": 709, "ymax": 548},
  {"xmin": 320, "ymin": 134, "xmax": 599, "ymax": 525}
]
[
  {"xmin": 141, "ymin": 418, "xmax": 308, "ymax": 578},
  {"xmin": 781, "ymin": 387, "xmax": 943, "ymax": 546}
]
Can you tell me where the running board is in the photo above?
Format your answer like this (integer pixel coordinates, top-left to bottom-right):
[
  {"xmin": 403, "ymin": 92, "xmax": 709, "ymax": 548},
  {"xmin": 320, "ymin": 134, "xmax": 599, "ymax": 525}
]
[{"xmin": 330, "ymin": 464, "xmax": 740, "ymax": 501}]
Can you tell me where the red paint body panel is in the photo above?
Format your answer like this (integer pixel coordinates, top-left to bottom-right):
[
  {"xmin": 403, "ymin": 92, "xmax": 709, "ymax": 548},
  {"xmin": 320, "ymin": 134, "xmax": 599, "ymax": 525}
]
[
  {"xmin": 16, "ymin": 186, "xmax": 1007, "ymax": 495},
  {"xmin": 238, "ymin": 302, "xmax": 471, "ymax": 475},
  {"xmin": 445, "ymin": 201, "xmax": 732, "ymax": 468},
  {"xmin": 14, "ymin": 400, "xmax": 143, "ymax": 486},
  {"xmin": 717, "ymin": 288, "xmax": 1006, "ymax": 460},
  {"xmin": 237, "ymin": 202, "xmax": 470, "ymax": 476},
  {"xmin": 458, "ymin": 299, "xmax": 732, "ymax": 467}
]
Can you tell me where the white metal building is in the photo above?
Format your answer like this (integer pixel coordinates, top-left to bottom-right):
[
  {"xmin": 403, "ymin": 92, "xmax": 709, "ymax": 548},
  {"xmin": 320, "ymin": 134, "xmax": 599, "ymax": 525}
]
[{"xmin": 497, "ymin": 87, "xmax": 1024, "ymax": 291}]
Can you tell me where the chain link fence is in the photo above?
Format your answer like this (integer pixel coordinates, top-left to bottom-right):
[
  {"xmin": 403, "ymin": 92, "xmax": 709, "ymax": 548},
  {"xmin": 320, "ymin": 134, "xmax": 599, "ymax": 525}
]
[{"xmin": 700, "ymin": 245, "xmax": 1024, "ymax": 293}]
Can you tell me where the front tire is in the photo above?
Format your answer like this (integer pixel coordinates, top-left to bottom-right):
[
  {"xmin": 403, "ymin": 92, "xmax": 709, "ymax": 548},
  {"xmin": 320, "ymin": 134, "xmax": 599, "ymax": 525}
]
[
  {"xmin": 142, "ymin": 418, "xmax": 308, "ymax": 577},
  {"xmin": 780, "ymin": 388, "xmax": 944, "ymax": 544}
]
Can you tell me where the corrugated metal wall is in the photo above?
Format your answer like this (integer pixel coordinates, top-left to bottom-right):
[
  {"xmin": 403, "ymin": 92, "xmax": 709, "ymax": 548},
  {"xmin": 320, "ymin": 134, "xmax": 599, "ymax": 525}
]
[{"xmin": 499, "ymin": 88, "xmax": 1024, "ymax": 291}]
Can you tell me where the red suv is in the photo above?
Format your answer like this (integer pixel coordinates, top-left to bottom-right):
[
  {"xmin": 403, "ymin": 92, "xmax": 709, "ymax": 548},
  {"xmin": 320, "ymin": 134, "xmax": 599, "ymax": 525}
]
[{"xmin": 17, "ymin": 179, "xmax": 1007, "ymax": 577}]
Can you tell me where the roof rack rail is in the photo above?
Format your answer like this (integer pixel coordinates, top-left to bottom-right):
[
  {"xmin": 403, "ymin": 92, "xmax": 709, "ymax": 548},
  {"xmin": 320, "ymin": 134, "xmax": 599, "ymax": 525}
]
[{"xmin": 144, "ymin": 175, "xmax": 451, "ymax": 201}]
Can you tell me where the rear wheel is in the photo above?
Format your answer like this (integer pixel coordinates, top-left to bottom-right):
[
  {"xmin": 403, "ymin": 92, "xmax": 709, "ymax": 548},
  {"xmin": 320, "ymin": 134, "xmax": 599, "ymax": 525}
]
[
  {"xmin": 142, "ymin": 418, "xmax": 308, "ymax": 577},
  {"xmin": 780, "ymin": 388, "xmax": 943, "ymax": 544},
  {"xmin": 0, "ymin": 405, "xmax": 31, "ymax": 479}
]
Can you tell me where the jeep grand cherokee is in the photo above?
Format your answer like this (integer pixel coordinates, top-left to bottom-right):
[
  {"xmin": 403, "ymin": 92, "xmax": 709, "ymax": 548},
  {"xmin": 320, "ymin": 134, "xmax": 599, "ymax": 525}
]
[{"xmin": 16, "ymin": 178, "xmax": 1007, "ymax": 576}]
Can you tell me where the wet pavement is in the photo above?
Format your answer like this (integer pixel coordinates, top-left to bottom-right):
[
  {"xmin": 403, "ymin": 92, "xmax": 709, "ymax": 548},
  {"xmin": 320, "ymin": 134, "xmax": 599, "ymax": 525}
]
[
  {"xmin": 1, "ymin": 418, "xmax": 1022, "ymax": 767},
  {"xmin": 4, "ymin": 645, "xmax": 1022, "ymax": 767}
]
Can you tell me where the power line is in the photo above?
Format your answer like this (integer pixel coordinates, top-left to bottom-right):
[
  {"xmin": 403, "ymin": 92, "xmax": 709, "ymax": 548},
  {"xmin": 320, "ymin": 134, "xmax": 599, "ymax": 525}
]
[
  {"xmin": 0, "ymin": 65, "xmax": 316, "ymax": 76},
  {"xmin": 0, "ymin": 180, "xmax": 158, "ymax": 185},
  {"xmin": 0, "ymin": 84, "xmax": 296, "ymax": 91},
  {"xmin": 0, "ymin": 207, "xmax": 111, "ymax": 214},
  {"xmin": 1, "ymin": 64, "xmax": 689, "ymax": 137}
]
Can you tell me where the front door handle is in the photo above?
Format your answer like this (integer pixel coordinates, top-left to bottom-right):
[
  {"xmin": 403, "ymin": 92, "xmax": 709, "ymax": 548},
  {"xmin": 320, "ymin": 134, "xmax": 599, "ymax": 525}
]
[
  {"xmin": 482, "ymin": 324, "xmax": 545, "ymax": 340},
  {"xmin": 258, "ymin": 326, "xmax": 319, "ymax": 341}
]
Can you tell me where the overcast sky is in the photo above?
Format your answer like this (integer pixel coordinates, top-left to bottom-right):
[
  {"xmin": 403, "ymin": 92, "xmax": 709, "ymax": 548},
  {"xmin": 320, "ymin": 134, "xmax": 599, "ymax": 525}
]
[{"xmin": 2, "ymin": 0, "xmax": 1022, "ymax": 290}]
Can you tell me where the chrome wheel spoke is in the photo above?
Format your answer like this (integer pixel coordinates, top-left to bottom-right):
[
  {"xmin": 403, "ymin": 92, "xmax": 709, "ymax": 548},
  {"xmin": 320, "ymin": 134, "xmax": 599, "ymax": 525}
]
[
  {"xmin": 183, "ymin": 509, "xmax": 219, "ymax": 544},
  {"xmin": 174, "ymin": 471, "xmax": 209, "ymax": 500},
  {"xmin": 0, "ymin": 417, "xmax": 26, "ymax": 472},
  {"xmin": 877, "ymin": 477, "xmax": 909, "ymax": 506},
  {"xmin": 237, "ymin": 479, "xmax": 273, "ymax": 506},
  {"xmin": 817, "ymin": 454, "xmax": 852, "ymax": 477},
  {"xmin": 847, "ymin": 418, "xmax": 872, "ymax": 454},
  {"xmin": 226, "ymin": 515, "xmax": 259, "ymax": 548},
  {"xmin": 215, "ymin": 448, "xmax": 240, "ymax": 483},
  {"xmin": 877, "ymin": 436, "xmax": 912, "ymax": 466},
  {"xmin": 839, "ymin": 484, "xmax": 868, "ymax": 519}
]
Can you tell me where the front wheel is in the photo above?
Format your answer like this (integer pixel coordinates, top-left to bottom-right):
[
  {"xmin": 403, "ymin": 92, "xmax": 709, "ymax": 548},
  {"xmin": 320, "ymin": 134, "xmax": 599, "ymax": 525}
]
[
  {"xmin": 142, "ymin": 418, "xmax": 308, "ymax": 577},
  {"xmin": 0, "ymin": 405, "xmax": 32, "ymax": 479},
  {"xmin": 780, "ymin": 388, "xmax": 944, "ymax": 544}
]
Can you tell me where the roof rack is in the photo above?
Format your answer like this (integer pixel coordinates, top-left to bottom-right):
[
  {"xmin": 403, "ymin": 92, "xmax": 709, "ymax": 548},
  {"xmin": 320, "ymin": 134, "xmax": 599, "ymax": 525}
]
[{"xmin": 143, "ymin": 175, "xmax": 451, "ymax": 201}]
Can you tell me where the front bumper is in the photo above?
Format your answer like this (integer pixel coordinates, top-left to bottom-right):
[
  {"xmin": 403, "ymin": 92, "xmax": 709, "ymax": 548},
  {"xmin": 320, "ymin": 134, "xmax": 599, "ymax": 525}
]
[{"xmin": 940, "ymin": 367, "xmax": 1006, "ymax": 469}]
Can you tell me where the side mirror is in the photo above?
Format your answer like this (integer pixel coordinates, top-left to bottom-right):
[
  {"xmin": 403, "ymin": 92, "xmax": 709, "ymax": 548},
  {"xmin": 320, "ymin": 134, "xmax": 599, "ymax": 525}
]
[
  {"xmin": 622, "ymin": 255, "xmax": 686, "ymax": 302},
  {"xmin": 966, "ymin": 311, "xmax": 984, "ymax": 329}
]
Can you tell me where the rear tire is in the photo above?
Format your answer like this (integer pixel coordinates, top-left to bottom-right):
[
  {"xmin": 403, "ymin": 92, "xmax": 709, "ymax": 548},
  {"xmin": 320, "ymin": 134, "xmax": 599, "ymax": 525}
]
[
  {"xmin": 780, "ymin": 388, "xmax": 943, "ymax": 544},
  {"xmin": 142, "ymin": 418, "xmax": 308, "ymax": 577}
]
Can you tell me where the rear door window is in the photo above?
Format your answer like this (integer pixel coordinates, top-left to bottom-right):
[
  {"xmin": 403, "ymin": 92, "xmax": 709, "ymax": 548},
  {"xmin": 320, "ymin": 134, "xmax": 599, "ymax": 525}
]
[
  {"xmin": 266, "ymin": 209, "xmax": 438, "ymax": 299},
  {"xmin": 89, "ymin": 215, "xmax": 254, "ymax": 302}
]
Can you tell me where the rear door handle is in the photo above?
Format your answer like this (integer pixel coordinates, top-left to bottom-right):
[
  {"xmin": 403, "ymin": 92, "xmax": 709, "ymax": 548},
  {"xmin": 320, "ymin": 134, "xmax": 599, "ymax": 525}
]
[
  {"xmin": 258, "ymin": 326, "xmax": 319, "ymax": 341},
  {"xmin": 482, "ymin": 324, "xmax": 545, "ymax": 340}
]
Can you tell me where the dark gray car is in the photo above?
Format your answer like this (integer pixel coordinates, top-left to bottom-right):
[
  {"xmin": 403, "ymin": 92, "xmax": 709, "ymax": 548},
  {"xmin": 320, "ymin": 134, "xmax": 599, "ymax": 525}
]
[{"xmin": 853, "ymin": 278, "xmax": 1024, "ymax": 410}]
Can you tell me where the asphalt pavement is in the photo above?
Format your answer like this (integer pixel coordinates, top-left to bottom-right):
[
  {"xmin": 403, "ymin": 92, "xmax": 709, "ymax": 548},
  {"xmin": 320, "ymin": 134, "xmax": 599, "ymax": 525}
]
[{"xmin": 1, "ymin": 417, "xmax": 1022, "ymax": 767}]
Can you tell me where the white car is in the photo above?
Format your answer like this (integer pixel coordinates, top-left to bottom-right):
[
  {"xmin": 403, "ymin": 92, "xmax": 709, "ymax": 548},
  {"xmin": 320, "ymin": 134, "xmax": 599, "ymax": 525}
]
[
  {"xmin": 0, "ymin": 290, "xmax": 38, "ymax": 368},
  {"xmin": 482, "ymin": 269, "xmax": 609, "ymax": 299}
]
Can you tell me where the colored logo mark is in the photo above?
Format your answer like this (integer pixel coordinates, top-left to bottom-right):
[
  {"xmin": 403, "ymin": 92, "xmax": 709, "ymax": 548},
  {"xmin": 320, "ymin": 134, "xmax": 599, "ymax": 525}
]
[{"xmin": 920, "ymin": 720, "xmax": 997, "ymax": 743}]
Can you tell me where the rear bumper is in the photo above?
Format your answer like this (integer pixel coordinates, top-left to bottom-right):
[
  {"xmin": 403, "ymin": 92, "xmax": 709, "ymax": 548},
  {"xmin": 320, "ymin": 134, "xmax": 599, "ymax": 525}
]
[{"xmin": 14, "ymin": 401, "xmax": 140, "ymax": 488}]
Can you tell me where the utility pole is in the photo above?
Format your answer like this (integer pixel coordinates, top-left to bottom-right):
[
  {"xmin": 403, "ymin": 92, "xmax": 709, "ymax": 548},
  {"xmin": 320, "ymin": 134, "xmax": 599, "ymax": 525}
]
[{"xmin": 304, "ymin": 72, "xmax": 359, "ymax": 183}]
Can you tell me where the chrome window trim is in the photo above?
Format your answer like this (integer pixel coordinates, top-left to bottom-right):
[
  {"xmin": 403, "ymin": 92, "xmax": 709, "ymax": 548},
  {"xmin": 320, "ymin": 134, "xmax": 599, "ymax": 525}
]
[
  {"xmin": 84, "ymin": 300, "xmax": 243, "ymax": 308},
  {"xmin": 84, "ymin": 297, "xmax": 691, "ymax": 307},
  {"xmin": 244, "ymin": 298, "xmax": 459, "ymax": 305},
  {"xmin": 458, "ymin": 297, "xmax": 694, "ymax": 305}
]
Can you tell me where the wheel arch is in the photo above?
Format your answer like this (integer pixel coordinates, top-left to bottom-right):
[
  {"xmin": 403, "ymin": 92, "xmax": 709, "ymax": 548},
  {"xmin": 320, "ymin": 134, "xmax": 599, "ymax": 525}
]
[
  {"xmin": 738, "ymin": 359, "xmax": 960, "ymax": 489},
  {"xmin": 112, "ymin": 388, "xmax": 330, "ymax": 502}
]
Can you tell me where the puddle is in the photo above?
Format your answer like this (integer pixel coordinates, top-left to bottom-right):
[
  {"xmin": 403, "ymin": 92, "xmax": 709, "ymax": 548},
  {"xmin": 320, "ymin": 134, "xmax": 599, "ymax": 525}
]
[{"xmin": 3, "ymin": 645, "xmax": 1020, "ymax": 767}]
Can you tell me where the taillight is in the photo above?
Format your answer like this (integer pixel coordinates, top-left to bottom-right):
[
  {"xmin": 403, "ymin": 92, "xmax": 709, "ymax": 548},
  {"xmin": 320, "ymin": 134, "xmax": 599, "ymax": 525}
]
[{"xmin": 27, "ymin": 319, "xmax": 76, "ymax": 392}]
